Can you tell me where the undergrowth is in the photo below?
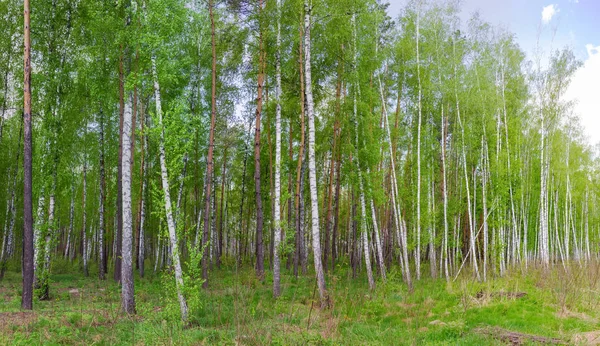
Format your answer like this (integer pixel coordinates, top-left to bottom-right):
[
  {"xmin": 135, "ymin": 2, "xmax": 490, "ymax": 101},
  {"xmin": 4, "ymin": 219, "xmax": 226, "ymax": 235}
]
[{"xmin": 1, "ymin": 260, "xmax": 600, "ymax": 345}]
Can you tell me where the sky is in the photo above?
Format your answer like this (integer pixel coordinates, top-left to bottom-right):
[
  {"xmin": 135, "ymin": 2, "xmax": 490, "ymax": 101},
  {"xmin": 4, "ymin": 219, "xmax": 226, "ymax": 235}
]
[{"xmin": 386, "ymin": 0, "xmax": 600, "ymax": 145}]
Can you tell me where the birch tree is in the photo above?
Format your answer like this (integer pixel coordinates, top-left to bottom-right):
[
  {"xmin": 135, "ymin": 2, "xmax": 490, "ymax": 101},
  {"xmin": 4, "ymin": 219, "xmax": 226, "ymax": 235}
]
[
  {"xmin": 121, "ymin": 94, "xmax": 135, "ymax": 315},
  {"xmin": 152, "ymin": 57, "xmax": 189, "ymax": 322},
  {"xmin": 304, "ymin": 0, "xmax": 328, "ymax": 308}
]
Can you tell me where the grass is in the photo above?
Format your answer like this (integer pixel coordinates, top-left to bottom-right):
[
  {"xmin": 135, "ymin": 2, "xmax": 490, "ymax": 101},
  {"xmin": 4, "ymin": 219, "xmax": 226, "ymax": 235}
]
[{"xmin": 2, "ymin": 259, "xmax": 600, "ymax": 345}]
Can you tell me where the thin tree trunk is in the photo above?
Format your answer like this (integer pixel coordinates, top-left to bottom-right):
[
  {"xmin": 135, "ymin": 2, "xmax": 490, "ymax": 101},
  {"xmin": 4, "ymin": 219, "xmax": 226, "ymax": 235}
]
[
  {"xmin": 370, "ymin": 196, "xmax": 386, "ymax": 280},
  {"xmin": 380, "ymin": 72, "xmax": 411, "ymax": 289},
  {"xmin": 82, "ymin": 154, "xmax": 88, "ymax": 277},
  {"xmin": 99, "ymin": 110, "xmax": 107, "ymax": 280},
  {"xmin": 304, "ymin": 0, "xmax": 328, "ymax": 308},
  {"xmin": 115, "ymin": 50, "xmax": 124, "ymax": 283},
  {"xmin": 202, "ymin": 0, "xmax": 217, "ymax": 289},
  {"xmin": 22, "ymin": 0, "xmax": 34, "ymax": 308},
  {"xmin": 453, "ymin": 35, "xmax": 480, "ymax": 281},
  {"xmin": 415, "ymin": 9, "xmax": 423, "ymax": 281},
  {"xmin": 294, "ymin": 19, "xmax": 306, "ymax": 278},
  {"xmin": 135, "ymin": 106, "xmax": 146, "ymax": 274},
  {"xmin": 326, "ymin": 57, "xmax": 342, "ymax": 273},
  {"xmin": 441, "ymin": 106, "xmax": 450, "ymax": 281},
  {"xmin": 351, "ymin": 13, "xmax": 375, "ymax": 291},
  {"xmin": 237, "ymin": 118, "xmax": 252, "ymax": 262},
  {"xmin": 332, "ymin": 135, "xmax": 342, "ymax": 271},
  {"xmin": 482, "ymin": 138, "xmax": 489, "ymax": 282},
  {"xmin": 65, "ymin": 181, "xmax": 74, "ymax": 259},
  {"xmin": 253, "ymin": 0, "xmax": 266, "ymax": 279},
  {"xmin": 138, "ymin": 150, "xmax": 147, "ymax": 278},
  {"xmin": 0, "ymin": 124, "xmax": 21, "ymax": 279},
  {"xmin": 39, "ymin": 175, "xmax": 56, "ymax": 300},
  {"xmin": 152, "ymin": 58, "xmax": 188, "ymax": 322},
  {"xmin": 121, "ymin": 93, "xmax": 135, "ymax": 314},
  {"xmin": 273, "ymin": 0, "xmax": 282, "ymax": 298},
  {"xmin": 218, "ymin": 150, "xmax": 227, "ymax": 267}
]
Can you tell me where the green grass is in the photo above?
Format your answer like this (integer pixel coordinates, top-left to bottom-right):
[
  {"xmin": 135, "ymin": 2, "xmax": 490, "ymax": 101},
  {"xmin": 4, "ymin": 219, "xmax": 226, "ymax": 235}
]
[{"xmin": 2, "ymin": 259, "xmax": 600, "ymax": 345}]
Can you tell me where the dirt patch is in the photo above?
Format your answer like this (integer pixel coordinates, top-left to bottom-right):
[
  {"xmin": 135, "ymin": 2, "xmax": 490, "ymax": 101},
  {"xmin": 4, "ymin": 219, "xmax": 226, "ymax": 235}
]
[
  {"xmin": 572, "ymin": 331, "xmax": 600, "ymax": 345},
  {"xmin": 474, "ymin": 326, "xmax": 566, "ymax": 345},
  {"xmin": 0, "ymin": 311, "xmax": 37, "ymax": 334}
]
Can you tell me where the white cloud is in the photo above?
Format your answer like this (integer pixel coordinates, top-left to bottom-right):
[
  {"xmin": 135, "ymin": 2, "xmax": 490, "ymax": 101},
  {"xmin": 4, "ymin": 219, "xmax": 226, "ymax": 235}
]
[
  {"xmin": 565, "ymin": 44, "xmax": 600, "ymax": 145},
  {"xmin": 542, "ymin": 4, "xmax": 559, "ymax": 24}
]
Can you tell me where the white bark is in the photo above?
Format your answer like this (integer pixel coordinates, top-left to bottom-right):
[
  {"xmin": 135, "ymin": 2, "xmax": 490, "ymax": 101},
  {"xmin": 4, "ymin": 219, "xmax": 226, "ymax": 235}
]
[
  {"xmin": 428, "ymin": 174, "xmax": 436, "ymax": 279},
  {"xmin": 351, "ymin": 12, "xmax": 375, "ymax": 291},
  {"xmin": 121, "ymin": 93, "xmax": 135, "ymax": 314},
  {"xmin": 304, "ymin": 0, "xmax": 328, "ymax": 307},
  {"xmin": 379, "ymin": 75, "xmax": 411, "ymax": 288},
  {"xmin": 65, "ymin": 182, "xmax": 74, "ymax": 258},
  {"xmin": 415, "ymin": 7, "xmax": 422, "ymax": 280},
  {"xmin": 539, "ymin": 112, "xmax": 549, "ymax": 265},
  {"xmin": 273, "ymin": 0, "xmax": 282, "ymax": 298},
  {"xmin": 441, "ymin": 106, "xmax": 449, "ymax": 281},
  {"xmin": 482, "ymin": 138, "xmax": 489, "ymax": 282},
  {"xmin": 42, "ymin": 190, "xmax": 55, "ymax": 283},
  {"xmin": 83, "ymin": 155, "xmax": 88, "ymax": 276},
  {"xmin": 500, "ymin": 64, "xmax": 519, "ymax": 266},
  {"xmin": 34, "ymin": 192, "xmax": 45, "ymax": 281},
  {"xmin": 138, "ymin": 138, "xmax": 147, "ymax": 276},
  {"xmin": 1, "ymin": 167, "xmax": 17, "ymax": 264},
  {"xmin": 152, "ymin": 57, "xmax": 188, "ymax": 322},
  {"xmin": 99, "ymin": 114, "xmax": 106, "ymax": 279},
  {"xmin": 453, "ymin": 35, "xmax": 480, "ymax": 281}
]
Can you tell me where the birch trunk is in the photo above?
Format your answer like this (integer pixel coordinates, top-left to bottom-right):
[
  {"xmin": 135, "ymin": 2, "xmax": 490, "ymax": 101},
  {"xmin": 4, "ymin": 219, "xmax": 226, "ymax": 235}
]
[
  {"xmin": 99, "ymin": 110, "xmax": 106, "ymax": 280},
  {"xmin": 351, "ymin": 13, "xmax": 375, "ymax": 291},
  {"xmin": 138, "ymin": 122, "xmax": 148, "ymax": 277},
  {"xmin": 453, "ymin": 35, "xmax": 480, "ymax": 280},
  {"xmin": 253, "ymin": 0, "xmax": 266, "ymax": 279},
  {"xmin": 273, "ymin": 0, "xmax": 282, "ymax": 298},
  {"xmin": 202, "ymin": 0, "xmax": 218, "ymax": 288},
  {"xmin": 153, "ymin": 57, "xmax": 188, "ymax": 322},
  {"xmin": 294, "ymin": 20, "xmax": 307, "ymax": 277},
  {"xmin": 34, "ymin": 191, "xmax": 45, "ymax": 284},
  {"xmin": 121, "ymin": 93, "xmax": 135, "ymax": 315},
  {"xmin": 415, "ymin": 8, "xmax": 423, "ymax": 280},
  {"xmin": 82, "ymin": 154, "xmax": 88, "ymax": 277},
  {"xmin": 379, "ymin": 72, "xmax": 411, "ymax": 289},
  {"xmin": 0, "ymin": 140, "xmax": 19, "ymax": 278},
  {"xmin": 441, "ymin": 106, "xmax": 450, "ymax": 281},
  {"xmin": 304, "ymin": 0, "xmax": 328, "ymax": 307},
  {"xmin": 482, "ymin": 138, "xmax": 489, "ymax": 282},
  {"xmin": 115, "ymin": 51, "xmax": 124, "ymax": 283},
  {"xmin": 39, "ymin": 181, "xmax": 55, "ymax": 300},
  {"xmin": 65, "ymin": 182, "xmax": 74, "ymax": 258},
  {"xmin": 370, "ymin": 197, "xmax": 386, "ymax": 280},
  {"xmin": 539, "ymin": 112, "xmax": 549, "ymax": 265}
]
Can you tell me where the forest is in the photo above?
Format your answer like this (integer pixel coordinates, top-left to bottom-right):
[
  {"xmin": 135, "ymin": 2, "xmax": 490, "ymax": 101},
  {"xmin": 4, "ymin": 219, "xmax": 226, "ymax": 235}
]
[{"xmin": 1, "ymin": 0, "xmax": 600, "ymax": 344}]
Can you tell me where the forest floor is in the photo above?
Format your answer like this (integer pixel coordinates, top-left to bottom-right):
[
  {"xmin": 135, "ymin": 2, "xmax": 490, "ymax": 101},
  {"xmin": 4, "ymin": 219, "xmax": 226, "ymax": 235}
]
[{"xmin": 2, "ymin": 260, "xmax": 600, "ymax": 345}]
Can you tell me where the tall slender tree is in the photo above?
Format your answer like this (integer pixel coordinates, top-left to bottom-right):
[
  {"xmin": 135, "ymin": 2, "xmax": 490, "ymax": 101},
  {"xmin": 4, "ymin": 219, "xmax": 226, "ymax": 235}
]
[
  {"xmin": 304, "ymin": 0, "xmax": 328, "ymax": 308},
  {"xmin": 22, "ymin": 0, "xmax": 34, "ymax": 310}
]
